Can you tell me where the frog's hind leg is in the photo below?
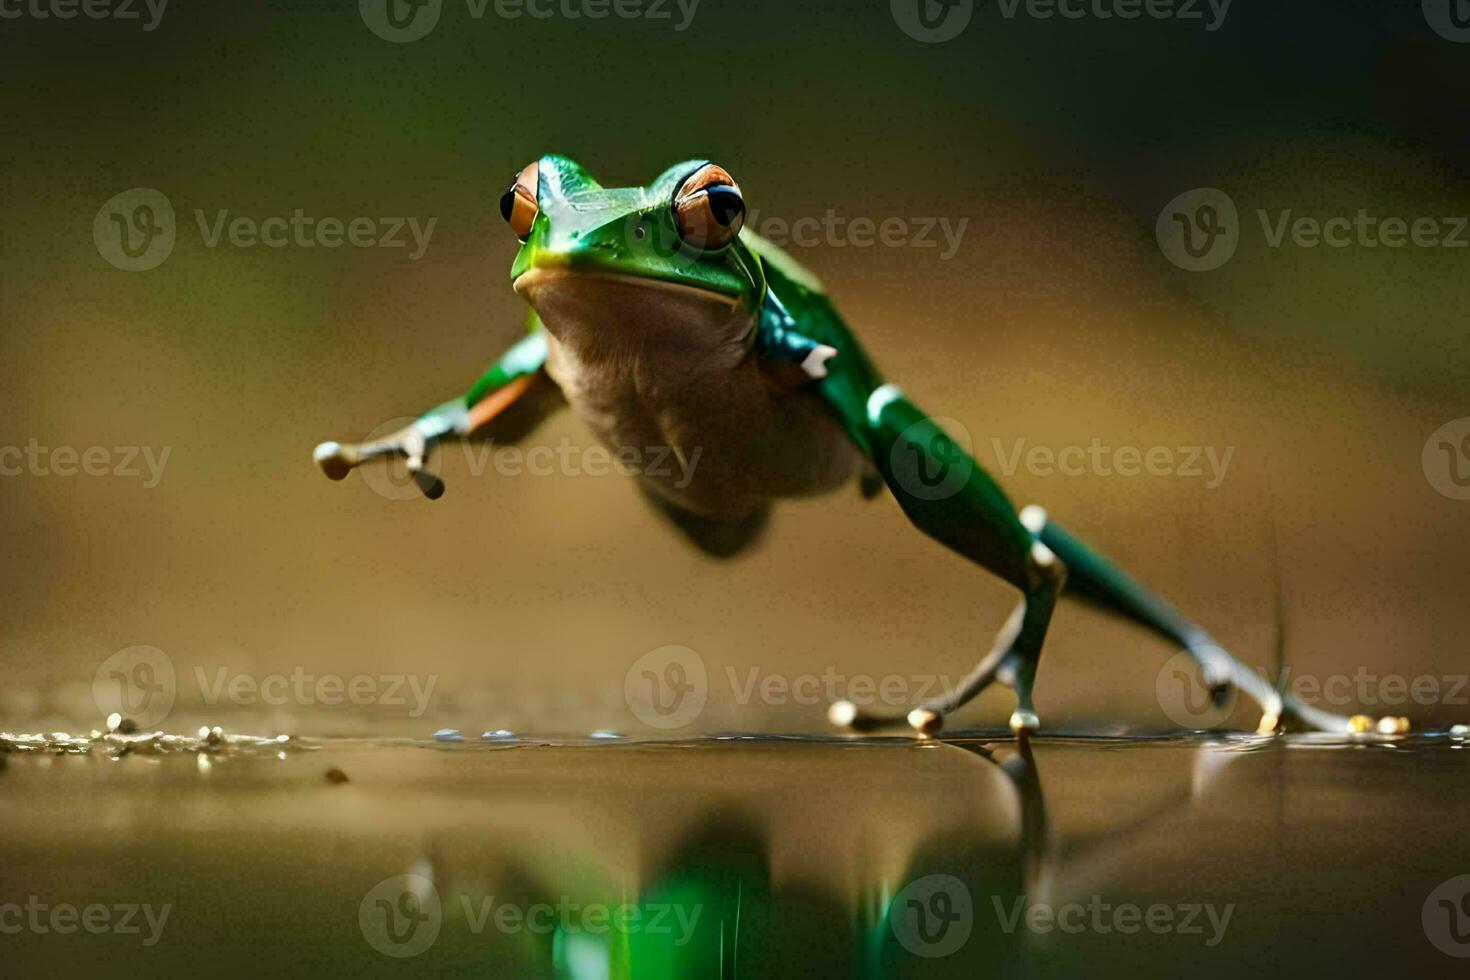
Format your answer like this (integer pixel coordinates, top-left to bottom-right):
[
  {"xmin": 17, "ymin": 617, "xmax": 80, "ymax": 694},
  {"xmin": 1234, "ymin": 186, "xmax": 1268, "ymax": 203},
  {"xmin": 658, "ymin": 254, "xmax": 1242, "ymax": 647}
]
[
  {"xmin": 829, "ymin": 383, "xmax": 1389, "ymax": 736},
  {"xmin": 1026, "ymin": 510, "xmax": 1397, "ymax": 734},
  {"xmin": 828, "ymin": 386, "xmax": 1065, "ymax": 737}
]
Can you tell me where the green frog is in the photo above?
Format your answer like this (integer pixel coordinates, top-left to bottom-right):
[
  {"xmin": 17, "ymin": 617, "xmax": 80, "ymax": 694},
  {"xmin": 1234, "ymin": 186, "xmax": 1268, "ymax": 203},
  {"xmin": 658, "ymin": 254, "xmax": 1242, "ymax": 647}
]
[{"xmin": 314, "ymin": 155, "xmax": 1396, "ymax": 738}]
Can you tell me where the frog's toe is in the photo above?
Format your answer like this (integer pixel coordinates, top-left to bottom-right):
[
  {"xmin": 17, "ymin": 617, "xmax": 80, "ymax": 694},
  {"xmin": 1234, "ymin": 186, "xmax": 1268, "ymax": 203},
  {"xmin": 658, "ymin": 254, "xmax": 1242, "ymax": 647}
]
[
  {"xmin": 313, "ymin": 441, "xmax": 358, "ymax": 481},
  {"xmin": 827, "ymin": 700, "xmax": 915, "ymax": 734},
  {"xmin": 907, "ymin": 707, "xmax": 943, "ymax": 738},
  {"xmin": 1008, "ymin": 709, "xmax": 1040, "ymax": 735}
]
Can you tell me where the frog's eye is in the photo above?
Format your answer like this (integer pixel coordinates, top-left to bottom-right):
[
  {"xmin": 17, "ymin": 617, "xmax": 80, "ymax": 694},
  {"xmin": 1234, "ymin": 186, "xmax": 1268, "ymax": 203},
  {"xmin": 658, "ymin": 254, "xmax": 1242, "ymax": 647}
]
[
  {"xmin": 672, "ymin": 163, "xmax": 745, "ymax": 252},
  {"xmin": 499, "ymin": 162, "xmax": 539, "ymax": 242}
]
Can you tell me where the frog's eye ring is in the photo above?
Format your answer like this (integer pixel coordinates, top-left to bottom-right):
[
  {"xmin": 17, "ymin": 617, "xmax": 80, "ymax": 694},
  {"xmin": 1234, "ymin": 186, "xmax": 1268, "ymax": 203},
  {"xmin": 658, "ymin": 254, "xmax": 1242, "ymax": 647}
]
[
  {"xmin": 672, "ymin": 163, "xmax": 745, "ymax": 252},
  {"xmin": 499, "ymin": 162, "xmax": 539, "ymax": 242}
]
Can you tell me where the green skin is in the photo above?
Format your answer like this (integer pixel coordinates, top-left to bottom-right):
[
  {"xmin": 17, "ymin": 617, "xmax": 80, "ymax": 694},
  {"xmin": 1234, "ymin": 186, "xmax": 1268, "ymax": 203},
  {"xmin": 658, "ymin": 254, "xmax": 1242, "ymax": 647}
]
[{"xmin": 314, "ymin": 154, "xmax": 1379, "ymax": 737}]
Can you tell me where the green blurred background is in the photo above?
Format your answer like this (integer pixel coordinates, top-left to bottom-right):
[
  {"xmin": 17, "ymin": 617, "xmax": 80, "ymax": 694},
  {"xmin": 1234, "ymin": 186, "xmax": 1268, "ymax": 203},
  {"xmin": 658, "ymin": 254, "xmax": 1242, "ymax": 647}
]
[{"xmin": 2, "ymin": 0, "xmax": 1467, "ymax": 735}]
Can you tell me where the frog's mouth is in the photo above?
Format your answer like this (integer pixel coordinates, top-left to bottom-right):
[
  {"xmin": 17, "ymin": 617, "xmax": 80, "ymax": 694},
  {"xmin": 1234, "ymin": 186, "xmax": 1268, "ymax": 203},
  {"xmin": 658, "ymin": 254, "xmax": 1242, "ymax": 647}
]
[{"xmin": 513, "ymin": 267, "xmax": 752, "ymax": 350}]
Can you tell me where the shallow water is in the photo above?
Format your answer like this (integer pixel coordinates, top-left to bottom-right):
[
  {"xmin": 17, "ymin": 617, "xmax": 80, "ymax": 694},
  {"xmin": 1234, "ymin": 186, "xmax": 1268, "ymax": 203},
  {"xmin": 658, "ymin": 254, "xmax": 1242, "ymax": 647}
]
[{"xmin": 1, "ymin": 730, "xmax": 1466, "ymax": 977}]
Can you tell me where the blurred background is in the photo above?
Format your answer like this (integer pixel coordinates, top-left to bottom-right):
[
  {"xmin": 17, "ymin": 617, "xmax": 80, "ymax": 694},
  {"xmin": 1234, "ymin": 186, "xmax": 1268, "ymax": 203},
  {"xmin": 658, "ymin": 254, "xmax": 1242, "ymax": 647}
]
[{"xmin": 2, "ymin": 0, "xmax": 1468, "ymax": 737}]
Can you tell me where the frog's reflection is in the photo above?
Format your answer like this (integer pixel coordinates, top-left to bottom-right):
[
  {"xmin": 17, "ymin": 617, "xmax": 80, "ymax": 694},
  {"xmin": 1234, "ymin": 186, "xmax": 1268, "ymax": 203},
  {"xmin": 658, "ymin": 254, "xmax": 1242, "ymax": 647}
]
[{"xmin": 419, "ymin": 737, "xmax": 1227, "ymax": 979}]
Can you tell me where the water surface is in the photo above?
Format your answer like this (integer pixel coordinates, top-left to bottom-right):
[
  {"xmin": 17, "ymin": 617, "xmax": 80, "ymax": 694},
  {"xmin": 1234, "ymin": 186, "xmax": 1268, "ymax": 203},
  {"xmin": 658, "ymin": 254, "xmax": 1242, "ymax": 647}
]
[{"xmin": 1, "ymin": 730, "xmax": 1465, "ymax": 977}]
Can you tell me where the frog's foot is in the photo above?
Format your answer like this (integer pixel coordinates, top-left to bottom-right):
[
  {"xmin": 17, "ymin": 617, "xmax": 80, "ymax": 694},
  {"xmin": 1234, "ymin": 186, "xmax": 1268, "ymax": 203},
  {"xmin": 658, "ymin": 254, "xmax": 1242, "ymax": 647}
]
[
  {"xmin": 312, "ymin": 421, "xmax": 445, "ymax": 500},
  {"xmin": 1168, "ymin": 639, "xmax": 1412, "ymax": 736},
  {"xmin": 1270, "ymin": 688, "xmax": 1411, "ymax": 736},
  {"xmin": 830, "ymin": 543, "xmax": 1065, "ymax": 740}
]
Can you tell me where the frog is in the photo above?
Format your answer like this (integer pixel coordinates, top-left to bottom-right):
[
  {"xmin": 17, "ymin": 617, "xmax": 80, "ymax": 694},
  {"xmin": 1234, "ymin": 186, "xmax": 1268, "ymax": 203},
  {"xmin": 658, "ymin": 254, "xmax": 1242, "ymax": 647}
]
[{"xmin": 313, "ymin": 155, "xmax": 1402, "ymax": 738}]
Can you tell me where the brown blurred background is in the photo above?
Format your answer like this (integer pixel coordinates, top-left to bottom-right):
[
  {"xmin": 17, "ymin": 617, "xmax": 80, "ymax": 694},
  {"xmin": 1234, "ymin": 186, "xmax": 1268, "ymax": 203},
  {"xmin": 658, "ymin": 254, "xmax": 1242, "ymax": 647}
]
[{"xmin": 1, "ymin": 0, "xmax": 1467, "ymax": 736}]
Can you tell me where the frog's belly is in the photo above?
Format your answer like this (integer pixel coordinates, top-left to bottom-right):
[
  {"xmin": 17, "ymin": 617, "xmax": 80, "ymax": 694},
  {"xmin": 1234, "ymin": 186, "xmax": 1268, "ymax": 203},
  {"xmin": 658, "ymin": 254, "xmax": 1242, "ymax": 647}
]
[{"xmin": 544, "ymin": 336, "xmax": 862, "ymax": 520}]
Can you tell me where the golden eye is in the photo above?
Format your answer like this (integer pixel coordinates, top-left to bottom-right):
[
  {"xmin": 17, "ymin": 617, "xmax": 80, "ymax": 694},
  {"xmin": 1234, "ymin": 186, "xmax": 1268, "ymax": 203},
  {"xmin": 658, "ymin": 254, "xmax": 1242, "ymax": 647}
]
[
  {"xmin": 672, "ymin": 163, "xmax": 745, "ymax": 251},
  {"xmin": 499, "ymin": 162, "xmax": 539, "ymax": 241}
]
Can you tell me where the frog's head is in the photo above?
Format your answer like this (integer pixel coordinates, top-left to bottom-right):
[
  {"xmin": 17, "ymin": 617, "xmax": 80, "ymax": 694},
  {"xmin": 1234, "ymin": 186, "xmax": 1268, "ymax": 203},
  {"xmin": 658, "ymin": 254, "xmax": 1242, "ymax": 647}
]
[{"xmin": 503, "ymin": 155, "xmax": 765, "ymax": 350}]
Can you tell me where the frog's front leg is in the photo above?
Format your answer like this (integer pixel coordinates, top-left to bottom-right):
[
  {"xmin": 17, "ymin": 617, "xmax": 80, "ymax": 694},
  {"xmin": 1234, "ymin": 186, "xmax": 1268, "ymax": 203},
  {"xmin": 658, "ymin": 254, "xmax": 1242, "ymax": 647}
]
[{"xmin": 313, "ymin": 330, "xmax": 561, "ymax": 498}]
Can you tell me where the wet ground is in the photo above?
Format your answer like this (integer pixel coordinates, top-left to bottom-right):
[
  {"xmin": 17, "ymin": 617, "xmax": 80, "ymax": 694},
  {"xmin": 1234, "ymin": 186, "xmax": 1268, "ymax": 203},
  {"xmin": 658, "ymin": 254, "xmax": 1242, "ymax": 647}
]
[{"xmin": 1, "ymin": 729, "xmax": 1467, "ymax": 977}]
